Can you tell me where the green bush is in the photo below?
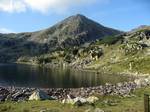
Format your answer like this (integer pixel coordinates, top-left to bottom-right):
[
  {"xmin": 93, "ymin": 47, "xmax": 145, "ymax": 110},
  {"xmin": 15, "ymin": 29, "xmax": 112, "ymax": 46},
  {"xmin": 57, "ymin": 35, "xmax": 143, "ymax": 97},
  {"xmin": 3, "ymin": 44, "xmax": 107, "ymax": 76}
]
[{"xmin": 96, "ymin": 35, "xmax": 123, "ymax": 45}]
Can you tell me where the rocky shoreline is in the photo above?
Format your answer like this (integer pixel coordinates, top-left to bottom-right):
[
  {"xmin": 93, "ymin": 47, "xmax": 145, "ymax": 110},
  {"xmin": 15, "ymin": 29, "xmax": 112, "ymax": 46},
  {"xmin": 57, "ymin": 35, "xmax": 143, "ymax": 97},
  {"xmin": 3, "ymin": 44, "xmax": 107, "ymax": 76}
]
[{"xmin": 0, "ymin": 76, "xmax": 150, "ymax": 102}]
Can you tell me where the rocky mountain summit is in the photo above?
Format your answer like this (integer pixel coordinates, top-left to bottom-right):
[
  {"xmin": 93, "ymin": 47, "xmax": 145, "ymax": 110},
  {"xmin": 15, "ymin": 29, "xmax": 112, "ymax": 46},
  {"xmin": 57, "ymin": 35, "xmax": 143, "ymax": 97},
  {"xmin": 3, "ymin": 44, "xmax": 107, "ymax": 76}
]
[{"xmin": 29, "ymin": 14, "xmax": 121, "ymax": 45}]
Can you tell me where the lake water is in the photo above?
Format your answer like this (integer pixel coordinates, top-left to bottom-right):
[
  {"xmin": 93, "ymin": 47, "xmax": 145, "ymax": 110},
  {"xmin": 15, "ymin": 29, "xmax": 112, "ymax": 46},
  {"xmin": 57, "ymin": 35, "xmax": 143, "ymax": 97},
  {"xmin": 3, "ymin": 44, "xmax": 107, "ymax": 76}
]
[{"xmin": 0, "ymin": 63, "xmax": 133, "ymax": 88}]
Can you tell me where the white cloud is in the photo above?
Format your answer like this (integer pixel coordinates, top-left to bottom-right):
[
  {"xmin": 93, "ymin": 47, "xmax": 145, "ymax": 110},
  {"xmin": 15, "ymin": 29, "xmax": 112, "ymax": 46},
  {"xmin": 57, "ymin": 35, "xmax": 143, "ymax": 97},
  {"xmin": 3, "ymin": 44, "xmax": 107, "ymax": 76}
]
[
  {"xmin": 24, "ymin": 0, "xmax": 100, "ymax": 14},
  {"xmin": 0, "ymin": 0, "xmax": 100, "ymax": 14},
  {"xmin": 0, "ymin": 28, "xmax": 15, "ymax": 33},
  {"xmin": 0, "ymin": 0, "xmax": 26, "ymax": 13}
]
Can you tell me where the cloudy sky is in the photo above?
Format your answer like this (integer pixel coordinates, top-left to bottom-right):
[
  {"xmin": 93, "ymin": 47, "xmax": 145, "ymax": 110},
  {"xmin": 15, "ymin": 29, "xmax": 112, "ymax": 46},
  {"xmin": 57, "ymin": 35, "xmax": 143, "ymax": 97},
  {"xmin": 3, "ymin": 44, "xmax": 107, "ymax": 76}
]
[{"xmin": 0, "ymin": 0, "xmax": 149, "ymax": 33}]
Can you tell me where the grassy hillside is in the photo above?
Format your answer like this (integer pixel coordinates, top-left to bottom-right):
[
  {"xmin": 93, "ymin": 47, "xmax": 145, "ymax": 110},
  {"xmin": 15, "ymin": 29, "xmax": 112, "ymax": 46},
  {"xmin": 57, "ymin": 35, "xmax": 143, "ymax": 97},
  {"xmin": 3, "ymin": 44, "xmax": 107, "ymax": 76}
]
[{"xmin": 84, "ymin": 28, "xmax": 150, "ymax": 74}]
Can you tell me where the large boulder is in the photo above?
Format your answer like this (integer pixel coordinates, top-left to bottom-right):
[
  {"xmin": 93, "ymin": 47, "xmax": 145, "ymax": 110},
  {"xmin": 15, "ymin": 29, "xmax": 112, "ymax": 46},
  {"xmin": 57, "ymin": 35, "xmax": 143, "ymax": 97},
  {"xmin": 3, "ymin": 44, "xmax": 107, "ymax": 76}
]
[
  {"xmin": 63, "ymin": 97, "xmax": 86, "ymax": 105},
  {"xmin": 29, "ymin": 90, "xmax": 50, "ymax": 101},
  {"xmin": 86, "ymin": 96, "xmax": 99, "ymax": 104},
  {"xmin": 62, "ymin": 96, "xmax": 87, "ymax": 106},
  {"xmin": 62, "ymin": 95, "xmax": 99, "ymax": 105},
  {"xmin": 134, "ymin": 78, "xmax": 148, "ymax": 88}
]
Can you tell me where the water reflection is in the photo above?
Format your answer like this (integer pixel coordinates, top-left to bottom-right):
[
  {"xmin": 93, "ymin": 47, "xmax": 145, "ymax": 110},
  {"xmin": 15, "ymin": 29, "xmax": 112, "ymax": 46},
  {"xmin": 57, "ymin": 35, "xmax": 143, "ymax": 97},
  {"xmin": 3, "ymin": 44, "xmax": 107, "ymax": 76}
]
[{"xmin": 0, "ymin": 63, "xmax": 131, "ymax": 88}]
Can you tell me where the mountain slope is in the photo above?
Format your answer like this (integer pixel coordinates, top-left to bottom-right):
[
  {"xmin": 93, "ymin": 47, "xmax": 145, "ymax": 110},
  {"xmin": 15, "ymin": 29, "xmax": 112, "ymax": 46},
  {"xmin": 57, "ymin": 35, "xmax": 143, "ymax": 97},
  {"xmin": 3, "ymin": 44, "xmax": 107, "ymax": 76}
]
[
  {"xmin": 0, "ymin": 14, "xmax": 121, "ymax": 62},
  {"xmin": 73, "ymin": 26, "xmax": 150, "ymax": 74}
]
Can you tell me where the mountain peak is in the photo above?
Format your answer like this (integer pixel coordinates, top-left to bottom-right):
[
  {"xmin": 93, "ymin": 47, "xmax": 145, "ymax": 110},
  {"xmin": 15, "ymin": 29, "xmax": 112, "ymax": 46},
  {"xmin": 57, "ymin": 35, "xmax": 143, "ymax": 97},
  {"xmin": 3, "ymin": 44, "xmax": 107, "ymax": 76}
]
[
  {"xmin": 71, "ymin": 14, "xmax": 86, "ymax": 19},
  {"xmin": 31, "ymin": 14, "xmax": 121, "ymax": 46},
  {"xmin": 62, "ymin": 14, "xmax": 88, "ymax": 24}
]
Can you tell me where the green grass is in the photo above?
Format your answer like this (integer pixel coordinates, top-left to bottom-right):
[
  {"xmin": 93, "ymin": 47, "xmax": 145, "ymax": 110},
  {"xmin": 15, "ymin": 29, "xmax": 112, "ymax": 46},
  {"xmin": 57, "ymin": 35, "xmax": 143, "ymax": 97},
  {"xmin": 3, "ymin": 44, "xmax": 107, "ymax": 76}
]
[
  {"xmin": 0, "ymin": 100, "xmax": 94, "ymax": 112},
  {"xmin": 108, "ymin": 56, "xmax": 150, "ymax": 74},
  {"xmin": 1, "ymin": 87, "xmax": 150, "ymax": 112}
]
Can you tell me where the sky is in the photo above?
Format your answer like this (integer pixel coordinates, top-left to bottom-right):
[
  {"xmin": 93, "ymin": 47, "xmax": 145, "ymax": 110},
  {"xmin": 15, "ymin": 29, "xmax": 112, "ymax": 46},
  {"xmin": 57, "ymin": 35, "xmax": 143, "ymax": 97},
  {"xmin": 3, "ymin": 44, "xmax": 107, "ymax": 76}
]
[{"xmin": 0, "ymin": 0, "xmax": 149, "ymax": 33}]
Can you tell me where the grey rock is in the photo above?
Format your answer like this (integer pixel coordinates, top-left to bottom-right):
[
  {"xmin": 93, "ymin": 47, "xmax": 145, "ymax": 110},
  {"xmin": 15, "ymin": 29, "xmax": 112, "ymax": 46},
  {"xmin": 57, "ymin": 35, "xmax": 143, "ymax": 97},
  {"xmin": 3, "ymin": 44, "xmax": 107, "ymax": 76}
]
[{"xmin": 29, "ymin": 90, "xmax": 51, "ymax": 100}]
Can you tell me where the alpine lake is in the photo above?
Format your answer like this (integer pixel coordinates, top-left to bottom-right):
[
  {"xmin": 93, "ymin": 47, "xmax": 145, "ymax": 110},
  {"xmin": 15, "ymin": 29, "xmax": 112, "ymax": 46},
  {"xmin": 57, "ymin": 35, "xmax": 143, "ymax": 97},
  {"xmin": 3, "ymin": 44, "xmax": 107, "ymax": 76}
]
[{"xmin": 0, "ymin": 63, "xmax": 134, "ymax": 88}]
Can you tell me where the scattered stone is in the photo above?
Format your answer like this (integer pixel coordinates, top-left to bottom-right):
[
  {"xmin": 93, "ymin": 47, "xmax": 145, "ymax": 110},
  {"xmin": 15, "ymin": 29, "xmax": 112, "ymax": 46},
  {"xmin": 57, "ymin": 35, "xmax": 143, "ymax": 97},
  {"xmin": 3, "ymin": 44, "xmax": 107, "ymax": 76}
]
[{"xmin": 29, "ymin": 90, "xmax": 50, "ymax": 101}]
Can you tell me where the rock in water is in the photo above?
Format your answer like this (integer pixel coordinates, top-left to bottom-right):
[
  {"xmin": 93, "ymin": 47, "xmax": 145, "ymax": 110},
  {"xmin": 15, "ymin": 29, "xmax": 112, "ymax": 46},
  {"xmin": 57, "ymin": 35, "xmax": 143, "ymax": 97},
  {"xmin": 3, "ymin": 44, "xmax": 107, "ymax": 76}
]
[{"xmin": 29, "ymin": 90, "xmax": 50, "ymax": 100}]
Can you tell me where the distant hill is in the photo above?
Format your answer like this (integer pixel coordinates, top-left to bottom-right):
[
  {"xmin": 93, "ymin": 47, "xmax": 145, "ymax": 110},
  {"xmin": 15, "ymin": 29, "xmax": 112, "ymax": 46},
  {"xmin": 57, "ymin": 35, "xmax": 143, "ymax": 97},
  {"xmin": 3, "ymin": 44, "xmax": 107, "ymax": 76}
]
[
  {"xmin": 130, "ymin": 25, "xmax": 150, "ymax": 32},
  {"xmin": 0, "ymin": 14, "xmax": 121, "ymax": 62}
]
